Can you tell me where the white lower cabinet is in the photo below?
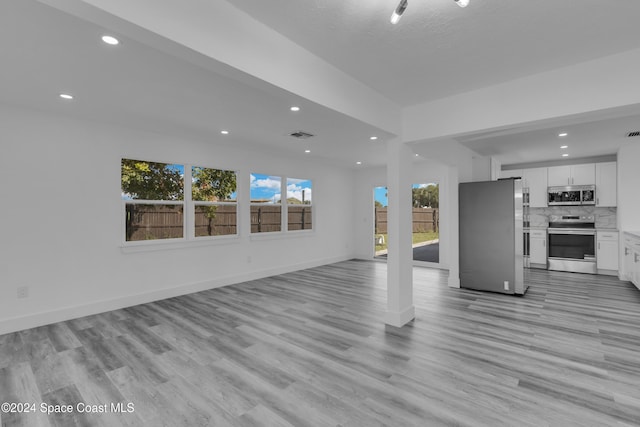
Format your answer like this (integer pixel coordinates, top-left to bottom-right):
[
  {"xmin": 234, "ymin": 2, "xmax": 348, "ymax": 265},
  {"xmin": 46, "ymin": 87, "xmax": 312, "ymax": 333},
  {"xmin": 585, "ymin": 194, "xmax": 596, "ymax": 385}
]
[
  {"xmin": 623, "ymin": 233, "xmax": 640, "ymax": 289},
  {"xmin": 529, "ymin": 229, "xmax": 547, "ymax": 267},
  {"xmin": 596, "ymin": 231, "xmax": 619, "ymax": 273}
]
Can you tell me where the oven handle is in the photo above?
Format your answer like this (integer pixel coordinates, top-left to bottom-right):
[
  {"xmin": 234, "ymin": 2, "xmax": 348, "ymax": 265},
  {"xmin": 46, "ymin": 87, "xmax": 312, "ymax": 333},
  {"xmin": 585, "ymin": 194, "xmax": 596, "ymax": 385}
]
[{"xmin": 548, "ymin": 229, "xmax": 596, "ymax": 235}]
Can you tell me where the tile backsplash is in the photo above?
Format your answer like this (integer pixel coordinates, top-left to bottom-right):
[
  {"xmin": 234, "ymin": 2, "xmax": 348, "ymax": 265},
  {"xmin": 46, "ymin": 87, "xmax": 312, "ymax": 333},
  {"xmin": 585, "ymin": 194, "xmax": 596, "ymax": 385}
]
[{"xmin": 528, "ymin": 206, "xmax": 617, "ymax": 229}]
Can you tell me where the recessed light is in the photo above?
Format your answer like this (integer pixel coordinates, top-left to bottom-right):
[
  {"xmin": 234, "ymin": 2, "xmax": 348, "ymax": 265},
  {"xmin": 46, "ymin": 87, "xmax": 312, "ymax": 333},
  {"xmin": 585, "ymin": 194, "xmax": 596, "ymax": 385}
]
[
  {"xmin": 220, "ymin": 130, "xmax": 229, "ymax": 135},
  {"xmin": 415, "ymin": 154, "xmax": 419, "ymax": 157},
  {"xmin": 356, "ymin": 161, "xmax": 362, "ymax": 165},
  {"xmin": 558, "ymin": 132, "xmax": 568, "ymax": 137},
  {"xmin": 290, "ymin": 106, "xmax": 300, "ymax": 112},
  {"xmin": 101, "ymin": 35, "xmax": 119, "ymax": 45},
  {"xmin": 59, "ymin": 93, "xmax": 74, "ymax": 100},
  {"xmin": 560, "ymin": 145, "xmax": 568, "ymax": 149},
  {"xmin": 370, "ymin": 136, "xmax": 378, "ymax": 140},
  {"xmin": 562, "ymin": 153, "xmax": 569, "ymax": 157},
  {"xmin": 304, "ymin": 149, "xmax": 311, "ymax": 153}
]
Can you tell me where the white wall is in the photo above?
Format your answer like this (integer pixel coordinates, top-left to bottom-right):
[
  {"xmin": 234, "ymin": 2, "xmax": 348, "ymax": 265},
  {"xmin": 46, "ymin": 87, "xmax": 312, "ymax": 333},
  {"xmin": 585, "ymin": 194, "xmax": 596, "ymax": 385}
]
[
  {"xmin": 0, "ymin": 104, "xmax": 356, "ymax": 334},
  {"xmin": 617, "ymin": 144, "xmax": 640, "ymax": 279},
  {"xmin": 472, "ymin": 156, "xmax": 492, "ymax": 182}
]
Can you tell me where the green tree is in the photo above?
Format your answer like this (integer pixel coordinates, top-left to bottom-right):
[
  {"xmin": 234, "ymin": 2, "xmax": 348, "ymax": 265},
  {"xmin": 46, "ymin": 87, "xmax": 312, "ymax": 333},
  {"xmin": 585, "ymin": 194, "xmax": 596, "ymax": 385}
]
[
  {"xmin": 121, "ymin": 159, "xmax": 184, "ymax": 240},
  {"xmin": 121, "ymin": 159, "xmax": 183, "ymax": 200},
  {"xmin": 192, "ymin": 167, "xmax": 237, "ymax": 236},
  {"xmin": 412, "ymin": 184, "xmax": 439, "ymax": 208},
  {"xmin": 191, "ymin": 167, "xmax": 237, "ymax": 202}
]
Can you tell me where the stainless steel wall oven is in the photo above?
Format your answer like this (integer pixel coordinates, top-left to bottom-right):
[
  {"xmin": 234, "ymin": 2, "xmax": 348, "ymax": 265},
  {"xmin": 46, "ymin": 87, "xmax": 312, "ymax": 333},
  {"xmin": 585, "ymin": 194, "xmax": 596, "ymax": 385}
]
[{"xmin": 547, "ymin": 215, "xmax": 596, "ymax": 274}]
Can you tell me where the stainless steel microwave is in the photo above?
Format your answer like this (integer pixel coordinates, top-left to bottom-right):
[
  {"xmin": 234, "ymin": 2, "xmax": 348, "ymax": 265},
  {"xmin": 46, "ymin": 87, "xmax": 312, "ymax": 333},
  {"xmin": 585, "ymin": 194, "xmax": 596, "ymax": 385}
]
[{"xmin": 548, "ymin": 185, "xmax": 596, "ymax": 206}]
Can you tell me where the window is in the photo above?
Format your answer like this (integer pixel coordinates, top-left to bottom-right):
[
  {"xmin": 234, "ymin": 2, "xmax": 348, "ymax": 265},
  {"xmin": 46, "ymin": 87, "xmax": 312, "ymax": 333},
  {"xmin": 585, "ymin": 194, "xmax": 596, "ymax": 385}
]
[
  {"xmin": 121, "ymin": 159, "xmax": 184, "ymax": 242},
  {"xmin": 250, "ymin": 174, "xmax": 282, "ymax": 233},
  {"xmin": 287, "ymin": 178, "xmax": 312, "ymax": 231},
  {"xmin": 192, "ymin": 166, "xmax": 237, "ymax": 237}
]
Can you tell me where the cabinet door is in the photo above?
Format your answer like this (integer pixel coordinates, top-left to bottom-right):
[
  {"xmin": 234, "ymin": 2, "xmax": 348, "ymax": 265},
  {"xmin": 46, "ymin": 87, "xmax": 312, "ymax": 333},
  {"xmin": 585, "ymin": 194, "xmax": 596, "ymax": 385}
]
[
  {"xmin": 634, "ymin": 249, "xmax": 640, "ymax": 287},
  {"xmin": 596, "ymin": 162, "xmax": 617, "ymax": 207},
  {"xmin": 523, "ymin": 167, "xmax": 548, "ymax": 207},
  {"xmin": 530, "ymin": 236, "xmax": 547, "ymax": 265},
  {"xmin": 596, "ymin": 234, "xmax": 619, "ymax": 271},
  {"xmin": 624, "ymin": 244, "xmax": 635, "ymax": 281},
  {"xmin": 547, "ymin": 166, "xmax": 571, "ymax": 186},
  {"xmin": 570, "ymin": 164, "xmax": 595, "ymax": 185}
]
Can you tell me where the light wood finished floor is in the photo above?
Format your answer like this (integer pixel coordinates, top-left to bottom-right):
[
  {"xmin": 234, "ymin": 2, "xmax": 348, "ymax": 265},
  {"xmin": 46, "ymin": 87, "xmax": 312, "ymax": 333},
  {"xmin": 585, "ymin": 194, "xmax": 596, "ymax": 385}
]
[{"xmin": 2, "ymin": 260, "xmax": 640, "ymax": 426}]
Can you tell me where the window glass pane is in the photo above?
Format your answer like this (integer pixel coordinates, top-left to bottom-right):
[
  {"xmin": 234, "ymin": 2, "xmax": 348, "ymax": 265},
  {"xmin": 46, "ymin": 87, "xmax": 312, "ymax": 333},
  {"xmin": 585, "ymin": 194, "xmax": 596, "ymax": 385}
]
[
  {"xmin": 286, "ymin": 178, "xmax": 312, "ymax": 204},
  {"xmin": 288, "ymin": 205, "xmax": 312, "ymax": 231},
  {"xmin": 250, "ymin": 174, "xmax": 281, "ymax": 204},
  {"xmin": 121, "ymin": 159, "xmax": 184, "ymax": 201},
  {"xmin": 411, "ymin": 183, "xmax": 440, "ymax": 263},
  {"xmin": 124, "ymin": 203, "xmax": 184, "ymax": 241},
  {"xmin": 251, "ymin": 205, "xmax": 282, "ymax": 233},
  {"xmin": 195, "ymin": 205, "xmax": 237, "ymax": 237},
  {"xmin": 192, "ymin": 167, "xmax": 237, "ymax": 202}
]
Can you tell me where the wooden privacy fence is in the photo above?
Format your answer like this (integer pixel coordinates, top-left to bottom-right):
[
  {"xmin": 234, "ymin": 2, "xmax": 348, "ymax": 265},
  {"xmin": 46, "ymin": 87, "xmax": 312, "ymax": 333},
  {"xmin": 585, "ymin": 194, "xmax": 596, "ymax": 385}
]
[
  {"xmin": 124, "ymin": 204, "xmax": 313, "ymax": 240},
  {"xmin": 375, "ymin": 207, "xmax": 439, "ymax": 234},
  {"xmin": 250, "ymin": 205, "xmax": 281, "ymax": 233},
  {"xmin": 287, "ymin": 206, "xmax": 313, "ymax": 231},
  {"xmin": 194, "ymin": 205, "xmax": 237, "ymax": 237},
  {"xmin": 250, "ymin": 205, "xmax": 312, "ymax": 232},
  {"xmin": 125, "ymin": 204, "xmax": 238, "ymax": 240}
]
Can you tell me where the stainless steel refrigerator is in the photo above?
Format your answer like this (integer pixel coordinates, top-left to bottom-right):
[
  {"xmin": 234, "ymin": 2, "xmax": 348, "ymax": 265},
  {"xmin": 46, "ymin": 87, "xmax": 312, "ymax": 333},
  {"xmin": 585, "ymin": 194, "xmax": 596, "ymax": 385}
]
[{"xmin": 459, "ymin": 179, "xmax": 527, "ymax": 295}]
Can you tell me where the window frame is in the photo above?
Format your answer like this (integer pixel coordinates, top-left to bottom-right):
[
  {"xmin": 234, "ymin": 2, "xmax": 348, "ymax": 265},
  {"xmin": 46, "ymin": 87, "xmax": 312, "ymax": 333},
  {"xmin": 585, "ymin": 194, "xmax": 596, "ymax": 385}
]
[
  {"xmin": 190, "ymin": 165, "xmax": 239, "ymax": 240},
  {"xmin": 250, "ymin": 174, "xmax": 284, "ymax": 234},
  {"xmin": 121, "ymin": 159, "xmax": 240, "ymax": 247},
  {"xmin": 286, "ymin": 177, "xmax": 313, "ymax": 232}
]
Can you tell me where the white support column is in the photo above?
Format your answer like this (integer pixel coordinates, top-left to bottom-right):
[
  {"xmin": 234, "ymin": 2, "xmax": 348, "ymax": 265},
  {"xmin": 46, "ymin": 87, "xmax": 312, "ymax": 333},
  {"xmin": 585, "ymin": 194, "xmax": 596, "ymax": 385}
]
[
  {"xmin": 447, "ymin": 166, "xmax": 461, "ymax": 288},
  {"xmin": 385, "ymin": 139, "xmax": 415, "ymax": 327}
]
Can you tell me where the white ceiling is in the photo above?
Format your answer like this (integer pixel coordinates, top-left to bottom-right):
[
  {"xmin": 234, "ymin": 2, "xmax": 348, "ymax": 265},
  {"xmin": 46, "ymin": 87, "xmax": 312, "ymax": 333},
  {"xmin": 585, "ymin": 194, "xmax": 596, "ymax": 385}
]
[
  {"xmin": 0, "ymin": 0, "xmax": 391, "ymax": 168},
  {"xmin": 454, "ymin": 106, "xmax": 640, "ymax": 165},
  {"xmin": 231, "ymin": 0, "xmax": 640, "ymax": 106},
  {"xmin": 3, "ymin": 0, "xmax": 640, "ymax": 168}
]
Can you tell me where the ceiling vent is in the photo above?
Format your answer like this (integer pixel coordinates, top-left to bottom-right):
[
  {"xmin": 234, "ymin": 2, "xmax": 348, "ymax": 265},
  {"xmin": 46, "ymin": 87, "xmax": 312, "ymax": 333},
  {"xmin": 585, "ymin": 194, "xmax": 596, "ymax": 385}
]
[
  {"xmin": 289, "ymin": 130, "xmax": 314, "ymax": 139},
  {"xmin": 626, "ymin": 131, "xmax": 640, "ymax": 138}
]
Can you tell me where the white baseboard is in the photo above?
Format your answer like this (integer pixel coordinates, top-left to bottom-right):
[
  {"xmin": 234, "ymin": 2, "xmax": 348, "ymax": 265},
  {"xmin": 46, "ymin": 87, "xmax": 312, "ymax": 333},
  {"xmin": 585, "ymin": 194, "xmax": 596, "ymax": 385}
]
[
  {"xmin": 385, "ymin": 305, "xmax": 415, "ymax": 328},
  {"xmin": 0, "ymin": 255, "xmax": 351, "ymax": 336},
  {"xmin": 448, "ymin": 275, "xmax": 461, "ymax": 288}
]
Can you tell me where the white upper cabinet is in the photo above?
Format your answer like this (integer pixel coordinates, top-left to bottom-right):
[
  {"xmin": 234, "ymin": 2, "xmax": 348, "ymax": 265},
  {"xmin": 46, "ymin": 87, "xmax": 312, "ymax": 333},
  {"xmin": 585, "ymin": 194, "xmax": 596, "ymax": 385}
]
[
  {"xmin": 571, "ymin": 164, "xmax": 596, "ymax": 185},
  {"xmin": 522, "ymin": 167, "xmax": 547, "ymax": 207},
  {"xmin": 547, "ymin": 164, "xmax": 595, "ymax": 186},
  {"xmin": 595, "ymin": 162, "xmax": 617, "ymax": 207}
]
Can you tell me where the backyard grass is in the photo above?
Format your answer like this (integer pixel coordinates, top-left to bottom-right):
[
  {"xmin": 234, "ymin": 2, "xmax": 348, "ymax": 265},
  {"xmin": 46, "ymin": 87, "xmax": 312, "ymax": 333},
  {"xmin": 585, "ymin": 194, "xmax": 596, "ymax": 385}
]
[{"xmin": 374, "ymin": 231, "xmax": 438, "ymax": 252}]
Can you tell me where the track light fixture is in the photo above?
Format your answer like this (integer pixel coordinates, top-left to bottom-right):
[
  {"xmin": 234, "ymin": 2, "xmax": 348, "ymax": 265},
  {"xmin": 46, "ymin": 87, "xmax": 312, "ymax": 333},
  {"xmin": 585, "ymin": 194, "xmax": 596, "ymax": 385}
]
[
  {"xmin": 391, "ymin": 0, "xmax": 469, "ymax": 24},
  {"xmin": 390, "ymin": 0, "xmax": 408, "ymax": 24}
]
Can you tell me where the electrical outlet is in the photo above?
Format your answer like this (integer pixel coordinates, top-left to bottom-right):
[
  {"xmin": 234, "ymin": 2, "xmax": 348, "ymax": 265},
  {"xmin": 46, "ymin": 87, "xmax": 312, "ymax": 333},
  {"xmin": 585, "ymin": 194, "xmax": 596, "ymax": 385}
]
[
  {"xmin": 503, "ymin": 281, "xmax": 509, "ymax": 291},
  {"xmin": 17, "ymin": 286, "xmax": 29, "ymax": 299}
]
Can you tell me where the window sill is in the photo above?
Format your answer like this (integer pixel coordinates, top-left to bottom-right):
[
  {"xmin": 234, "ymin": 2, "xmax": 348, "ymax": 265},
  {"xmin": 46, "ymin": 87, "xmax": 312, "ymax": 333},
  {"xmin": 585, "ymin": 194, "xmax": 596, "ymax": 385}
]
[{"xmin": 120, "ymin": 234, "xmax": 241, "ymax": 253}]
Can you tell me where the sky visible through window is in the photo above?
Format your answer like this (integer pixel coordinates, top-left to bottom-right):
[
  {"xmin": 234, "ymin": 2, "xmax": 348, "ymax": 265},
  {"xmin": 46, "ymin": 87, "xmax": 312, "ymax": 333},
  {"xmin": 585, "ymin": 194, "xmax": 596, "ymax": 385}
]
[
  {"xmin": 249, "ymin": 174, "xmax": 313, "ymax": 203},
  {"xmin": 250, "ymin": 173, "xmax": 281, "ymax": 203},
  {"xmin": 374, "ymin": 183, "xmax": 436, "ymax": 207}
]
